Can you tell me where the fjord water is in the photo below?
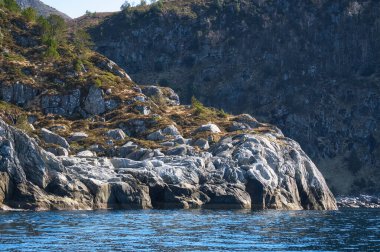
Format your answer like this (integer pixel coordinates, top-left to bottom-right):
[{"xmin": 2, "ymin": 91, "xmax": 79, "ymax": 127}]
[{"xmin": 0, "ymin": 209, "xmax": 378, "ymax": 251}]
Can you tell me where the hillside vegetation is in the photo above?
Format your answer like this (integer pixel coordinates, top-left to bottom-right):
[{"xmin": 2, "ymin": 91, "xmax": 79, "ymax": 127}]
[{"xmin": 0, "ymin": 2, "xmax": 279, "ymax": 157}]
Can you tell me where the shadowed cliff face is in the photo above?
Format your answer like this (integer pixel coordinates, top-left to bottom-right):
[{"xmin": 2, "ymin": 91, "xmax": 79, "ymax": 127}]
[{"xmin": 88, "ymin": 0, "xmax": 380, "ymax": 195}]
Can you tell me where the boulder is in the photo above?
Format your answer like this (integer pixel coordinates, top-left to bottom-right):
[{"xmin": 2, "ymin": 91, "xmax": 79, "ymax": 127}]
[
  {"xmin": 41, "ymin": 128, "xmax": 70, "ymax": 149},
  {"xmin": 233, "ymin": 114, "xmax": 260, "ymax": 128},
  {"xmin": 68, "ymin": 132, "xmax": 88, "ymax": 142},
  {"xmin": 0, "ymin": 83, "xmax": 39, "ymax": 107},
  {"xmin": 147, "ymin": 130, "xmax": 166, "ymax": 141},
  {"xmin": 227, "ymin": 121, "xmax": 249, "ymax": 132},
  {"xmin": 162, "ymin": 125, "xmax": 180, "ymax": 136},
  {"xmin": 173, "ymin": 136, "xmax": 187, "ymax": 144},
  {"xmin": 193, "ymin": 138, "xmax": 209, "ymax": 150},
  {"xmin": 141, "ymin": 85, "xmax": 180, "ymax": 106},
  {"xmin": 84, "ymin": 85, "xmax": 106, "ymax": 115},
  {"xmin": 47, "ymin": 147, "xmax": 69, "ymax": 157},
  {"xmin": 41, "ymin": 89, "xmax": 80, "ymax": 116},
  {"xmin": 100, "ymin": 59, "xmax": 132, "ymax": 81},
  {"xmin": 76, "ymin": 150, "xmax": 96, "ymax": 157},
  {"xmin": 49, "ymin": 125, "xmax": 66, "ymax": 132},
  {"xmin": 194, "ymin": 123, "xmax": 221, "ymax": 134},
  {"xmin": 106, "ymin": 129, "xmax": 126, "ymax": 140},
  {"xmin": 165, "ymin": 145, "xmax": 188, "ymax": 156},
  {"xmin": 117, "ymin": 142, "xmax": 138, "ymax": 158},
  {"xmin": 135, "ymin": 105, "xmax": 151, "ymax": 115}
]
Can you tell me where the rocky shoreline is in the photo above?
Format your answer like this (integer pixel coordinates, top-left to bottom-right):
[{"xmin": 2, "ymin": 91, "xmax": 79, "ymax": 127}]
[
  {"xmin": 337, "ymin": 195, "xmax": 380, "ymax": 209},
  {"xmin": 0, "ymin": 119, "xmax": 337, "ymax": 211}
]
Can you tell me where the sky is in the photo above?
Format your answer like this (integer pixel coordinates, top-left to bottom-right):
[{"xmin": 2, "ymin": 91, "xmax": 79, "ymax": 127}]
[{"xmin": 41, "ymin": 0, "xmax": 140, "ymax": 18}]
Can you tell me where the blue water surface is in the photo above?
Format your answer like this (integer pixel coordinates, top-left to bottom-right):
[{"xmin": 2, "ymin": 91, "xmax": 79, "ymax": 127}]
[{"xmin": 0, "ymin": 208, "xmax": 379, "ymax": 251}]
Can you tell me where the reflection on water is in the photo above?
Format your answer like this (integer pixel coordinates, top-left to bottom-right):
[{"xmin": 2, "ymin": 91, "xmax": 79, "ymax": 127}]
[{"xmin": 0, "ymin": 208, "xmax": 379, "ymax": 251}]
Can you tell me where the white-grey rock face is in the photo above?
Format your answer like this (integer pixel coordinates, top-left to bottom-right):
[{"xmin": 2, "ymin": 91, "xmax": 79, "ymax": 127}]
[
  {"xmin": 41, "ymin": 128, "xmax": 70, "ymax": 149},
  {"xmin": 84, "ymin": 86, "xmax": 106, "ymax": 115},
  {"xmin": 0, "ymin": 119, "xmax": 337, "ymax": 211}
]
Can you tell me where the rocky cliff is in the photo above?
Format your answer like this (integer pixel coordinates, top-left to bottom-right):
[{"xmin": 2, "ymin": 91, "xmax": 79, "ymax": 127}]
[
  {"xmin": 88, "ymin": 0, "xmax": 380, "ymax": 196},
  {"xmin": 0, "ymin": 4, "xmax": 337, "ymax": 210},
  {"xmin": 15, "ymin": 0, "xmax": 71, "ymax": 19}
]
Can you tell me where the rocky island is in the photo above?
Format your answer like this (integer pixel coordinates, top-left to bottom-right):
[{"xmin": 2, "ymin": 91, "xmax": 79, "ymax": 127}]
[{"xmin": 0, "ymin": 1, "xmax": 338, "ymax": 211}]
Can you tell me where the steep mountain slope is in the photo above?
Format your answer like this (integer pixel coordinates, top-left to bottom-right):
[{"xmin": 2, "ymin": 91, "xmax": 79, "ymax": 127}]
[
  {"xmin": 16, "ymin": 0, "xmax": 71, "ymax": 19},
  {"xmin": 88, "ymin": 0, "xmax": 380, "ymax": 195},
  {"xmin": 0, "ymin": 5, "xmax": 337, "ymax": 210}
]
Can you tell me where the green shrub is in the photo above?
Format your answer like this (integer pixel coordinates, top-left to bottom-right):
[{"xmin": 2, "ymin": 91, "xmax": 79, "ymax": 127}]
[
  {"xmin": 1, "ymin": 0, "xmax": 20, "ymax": 13},
  {"xmin": 139, "ymin": 0, "xmax": 147, "ymax": 7},
  {"xmin": 22, "ymin": 7, "xmax": 37, "ymax": 22},
  {"xmin": 217, "ymin": 108, "xmax": 228, "ymax": 118},
  {"xmin": 44, "ymin": 38, "xmax": 59, "ymax": 59},
  {"xmin": 94, "ymin": 78, "xmax": 102, "ymax": 87},
  {"xmin": 191, "ymin": 96, "xmax": 206, "ymax": 115},
  {"xmin": 16, "ymin": 114, "xmax": 33, "ymax": 133},
  {"xmin": 37, "ymin": 15, "xmax": 67, "ymax": 58},
  {"xmin": 74, "ymin": 59, "xmax": 84, "ymax": 72},
  {"xmin": 73, "ymin": 29, "xmax": 93, "ymax": 55},
  {"xmin": 120, "ymin": 1, "xmax": 131, "ymax": 11},
  {"xmin": 151, "ymin": 0, "xmax": 164, "ymax": 13},
  {"xmin": 47, "ymin": 14, "xmax": 67, "ymax": 41}
]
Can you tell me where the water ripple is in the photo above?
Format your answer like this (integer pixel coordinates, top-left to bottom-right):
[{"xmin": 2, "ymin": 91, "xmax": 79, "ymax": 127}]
[{"xmin": 0, "ymin": 209, "xmax": 379, "ymax": 251}]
